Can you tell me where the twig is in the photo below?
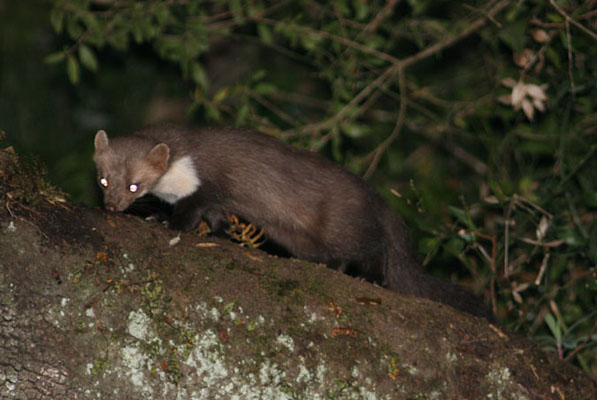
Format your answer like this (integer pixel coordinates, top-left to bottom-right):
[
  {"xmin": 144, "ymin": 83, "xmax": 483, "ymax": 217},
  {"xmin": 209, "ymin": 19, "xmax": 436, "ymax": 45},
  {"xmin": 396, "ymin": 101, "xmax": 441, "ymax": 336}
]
[
  {"xmin": 360, "ymin": 0, "xmax": 510, "ymax": 177},
  {"xmin": 558, "ymin": 145, "xmax": 596, "ymax": 189},
  {"xmin": 401, "ymin": 0, "xmax": 511, "ymax": 69},
  {"xmin": 564, "ymin": 319, "xmax": 597, "ymax": 362},
  {"xmin": 519, "ymin": 238, "xmax": 564, "ymax": 247},
  {"xmin": 255, "ymin": 16, "xmax": 401, "ymax": 65},
  {"xmin": 514, "ymin": 194, "xmax": 553, "ymax": 219},
  {"xmin": 531, "ymin": 7, "xmax": 597, "ymax": 28},
  {"xmin": 332, "ymin": 1, "xmax": 349, "ymax": 39},
  {"xmin": 549, "ymin": 0, "xmax": 597, "ymax": 41},
  {"xmin": 534, "ymin": 251, "xmax": 549, "ymax": 286},
  {"xmin": 312, "ymin": 87, "xmax": 386, "ymax": 149},
  {"xmin": 520, "ymin": 44, "xmax": 548, "ymax": 80},
  {"xmin": 565, "ymin": 19, "xmax": 576, "ymax": 97},
  {"xmin": 283, "ymin": 0, "xmax": 510, "ymax": 141},
  {"xmin": 365, "ymin": 0, "xmax": 400, "ymax": 34},
  {"xmin": 565, "ymin": 191, "xmax": 589, "ymax": 239},
  {"xmin": 248, "ymin": 90, "xmax": 303, "ymax": 127},
  {"xmin": 463, "ymin": 2, "xmax": 503, "ymax": 28},
  {"xmin": 283, "ymin": 64, "xmax": 398, "ymax": 138},
  {"xmin": 504, "ymin": 201, "xmax": 514, "ymax": 278},
  {"xmin": 363, "ymin": 66, "xmax": 407, "ymax": 179},
  {"xmin": 490, "ymin": 275, "xmax": 497, "ymax": 316}
]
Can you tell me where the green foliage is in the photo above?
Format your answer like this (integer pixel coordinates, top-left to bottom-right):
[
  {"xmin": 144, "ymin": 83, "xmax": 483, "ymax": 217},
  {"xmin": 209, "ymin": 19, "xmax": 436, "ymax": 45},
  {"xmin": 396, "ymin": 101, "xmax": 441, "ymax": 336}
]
[{"xmin": 48, "ymin": 0, "xmax": 596, "ymax": 374}]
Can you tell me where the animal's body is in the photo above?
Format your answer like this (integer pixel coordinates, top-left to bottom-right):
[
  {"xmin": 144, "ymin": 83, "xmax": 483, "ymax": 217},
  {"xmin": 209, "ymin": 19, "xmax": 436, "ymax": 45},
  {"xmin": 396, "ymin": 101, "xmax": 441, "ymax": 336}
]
[{"xmin": 93, "ymin": 125, "xmax": 489, "ymax": 317}]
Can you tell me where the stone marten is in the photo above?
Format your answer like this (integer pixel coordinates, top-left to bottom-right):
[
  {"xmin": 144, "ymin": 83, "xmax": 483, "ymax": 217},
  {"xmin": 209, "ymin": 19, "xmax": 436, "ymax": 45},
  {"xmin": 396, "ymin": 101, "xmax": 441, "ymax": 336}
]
[{"xmin": 93, "ymin": 125, "xmax": 490, "ymax": 318}]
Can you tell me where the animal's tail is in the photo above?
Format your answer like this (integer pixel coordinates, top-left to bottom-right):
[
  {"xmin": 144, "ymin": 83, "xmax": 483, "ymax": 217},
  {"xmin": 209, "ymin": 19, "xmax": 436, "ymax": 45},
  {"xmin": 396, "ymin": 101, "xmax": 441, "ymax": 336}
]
[{"xmin": 382, "ymin": 211, "xmax": 492, "ymax": 319}]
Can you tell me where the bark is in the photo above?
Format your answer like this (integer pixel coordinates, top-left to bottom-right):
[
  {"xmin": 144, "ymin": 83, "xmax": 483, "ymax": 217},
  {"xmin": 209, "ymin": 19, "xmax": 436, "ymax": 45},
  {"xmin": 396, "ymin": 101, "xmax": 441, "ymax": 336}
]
[{"xmin": 0, "ymin": 146, "xmax": 595, "ymax": 399}]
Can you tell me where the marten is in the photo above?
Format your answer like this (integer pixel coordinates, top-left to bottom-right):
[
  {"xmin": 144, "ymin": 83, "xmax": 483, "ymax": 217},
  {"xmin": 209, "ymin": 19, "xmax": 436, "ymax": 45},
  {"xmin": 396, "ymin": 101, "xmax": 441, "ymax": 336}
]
[{"xmin": 93, "ymin": 124, "xmax": 490, "ymax": 318}]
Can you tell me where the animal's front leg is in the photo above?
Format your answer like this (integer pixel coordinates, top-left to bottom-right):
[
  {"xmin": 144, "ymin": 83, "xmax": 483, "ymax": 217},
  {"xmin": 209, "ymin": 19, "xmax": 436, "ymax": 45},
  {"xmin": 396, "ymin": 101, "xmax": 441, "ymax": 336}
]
[{"xmin": 168, "ymin": 194, "xmax": 210, "ymax": 232}]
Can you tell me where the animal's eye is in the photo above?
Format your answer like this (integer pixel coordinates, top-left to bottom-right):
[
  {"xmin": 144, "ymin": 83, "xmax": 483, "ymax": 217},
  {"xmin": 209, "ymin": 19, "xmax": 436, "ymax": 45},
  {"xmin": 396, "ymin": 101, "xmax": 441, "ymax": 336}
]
[
  {"xmin": 129, "ymin": 184, "xmax": 139, "ymax": 193},
  {"xmin": 99, "ymin": 177, "xmax": 108, "ymax": 188}
]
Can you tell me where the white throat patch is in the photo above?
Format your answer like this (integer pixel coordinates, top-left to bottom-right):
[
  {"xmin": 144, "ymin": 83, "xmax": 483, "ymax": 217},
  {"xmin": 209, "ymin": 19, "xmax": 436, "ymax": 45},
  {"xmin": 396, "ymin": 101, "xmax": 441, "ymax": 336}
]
[{"xmin": 151, "ymin": 156, "xmax": 200, "ymax": 204}]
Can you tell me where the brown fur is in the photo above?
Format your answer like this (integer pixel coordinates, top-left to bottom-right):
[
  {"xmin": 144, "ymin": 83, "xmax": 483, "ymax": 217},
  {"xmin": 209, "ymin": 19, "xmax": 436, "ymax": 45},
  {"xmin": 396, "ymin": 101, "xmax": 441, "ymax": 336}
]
[{"xmin": 93, "ymin": 125, "xmax": 491, "ymax": 318}]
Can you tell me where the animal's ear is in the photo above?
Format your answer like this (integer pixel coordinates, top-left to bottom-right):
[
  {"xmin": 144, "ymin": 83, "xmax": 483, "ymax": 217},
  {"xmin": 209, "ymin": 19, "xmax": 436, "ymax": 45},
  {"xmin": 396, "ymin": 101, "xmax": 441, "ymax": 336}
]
[
  {"xmin": 94, "ymin": 130, "xmax": 109, "ymax": 151},
  {"xmin": 146, "ymin": 143, "xmax": 170, "ymax": 174}
]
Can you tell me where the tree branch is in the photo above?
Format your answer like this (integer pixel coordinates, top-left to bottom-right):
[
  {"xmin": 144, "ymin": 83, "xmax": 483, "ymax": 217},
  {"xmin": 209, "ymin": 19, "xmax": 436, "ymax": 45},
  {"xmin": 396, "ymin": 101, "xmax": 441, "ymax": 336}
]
[
  {"xmin": 363, "ymin": 66, "xmax": 407, "ymax": 179},
  {"xmin": 401, "ymin": 0, "xmax": 511, "ymax": 69},
  {"xmin": 549, "ymin": 0, "xmax": 597, "ymax": 41}
]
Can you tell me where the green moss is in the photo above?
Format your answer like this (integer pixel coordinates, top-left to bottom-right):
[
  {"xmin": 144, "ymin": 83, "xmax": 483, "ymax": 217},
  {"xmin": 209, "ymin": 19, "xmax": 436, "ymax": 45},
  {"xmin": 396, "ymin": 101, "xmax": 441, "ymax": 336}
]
[
  {"xmin": 140, "ymin": 271, "xmax": 165, "ymax": 313},
  {"xmin": 91, "ymin": 357, "xmax": 111, "ymax": 375},
  {"xmin": 1, "ymin": 150, "xmax": 64, "ymax": 206},
  {"xmin": 177, "ymin": 326, "xmax": 197, "ymax": 361},
  {"xmin": 76, "ymin": 319, "xmax": 85, "ymax": 332},
  {"xmin": 326, "ymin": 378, "xmax": 349, "ymax": 398},
  {"xmin": 165, "ymin": 355, "xmax": 183, "ymax": 384},
  {"xmin": 246, "ymin": 320, "xmax": 258, "ymax": 332},
  {"xmin": 71, "ymin": 269, "xmax": 83, "ymax": 284},
  {"xmin": 222, "ymin": 301, "xmax": 236, "ymax": 314}
]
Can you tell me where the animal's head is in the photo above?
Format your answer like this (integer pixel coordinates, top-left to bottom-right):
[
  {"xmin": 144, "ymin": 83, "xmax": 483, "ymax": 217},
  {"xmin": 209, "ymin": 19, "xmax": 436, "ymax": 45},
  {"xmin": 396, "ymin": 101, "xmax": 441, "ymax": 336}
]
[{"xmin": 93, "ymin": 130, "xmax": 170, "ymax": 212}]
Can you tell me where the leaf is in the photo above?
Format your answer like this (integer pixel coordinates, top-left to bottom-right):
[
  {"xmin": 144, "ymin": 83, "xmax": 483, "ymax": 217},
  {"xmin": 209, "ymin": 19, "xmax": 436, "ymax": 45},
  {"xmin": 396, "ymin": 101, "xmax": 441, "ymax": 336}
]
[
  {"xmin": 530, "ymin": 29, "xmax": 551, "ymax": 43},
  {"xmin": 331, "ymin": 132, "xmax": 343, "ymax": 162},
  {"xmin": 513, "ymin": 49, "xmax": 534, "ymax": 68},
  {"xmin": 407, "ymin": 0, "xmax": 433, "ymax": 15},
  {"xmin": 512, "ymin": 291, "xmax": 522, "ymax": 304},
  {"xmin": 521, "ymin": 98, "xmax": 534, "ymax": 120},
  {"xmin": 526, "ymin": 84, "xmax": 547, "ymax": 101},
  {"xmin": 44, "ymin": 51, "xmax": 66, "ymax": 65},
  {"xmin": 154, "ymin": 7, "xmax": 171, "ymax": 25},
  {"xmin": 497, "ymin": 94, "xmax": 512, "ymax": 105},
  {"xmin": 536, "ymin": 216, "xmax": 550, "ymax": 241},
  {"xmin": 191, "ymin": 63, "xmax": 208, "ymax": 90},
  {"xmin": 131, "ymin": 20, "xmax": 144, "ymax": 43},
  {"xmin": 501, "ymin": 77, "xmax": 517, "ymax": 88},
  {"xmin": 582, "ymin": 191, "xmax": 597, "ymax": 208},
  {"xmin": 78, "ymin": 45, "xmax": 98, "ymax": 72},
  {"xmin": 444, "ymin": 238, "xmax": 465, "ymax": 256},
  {"xmin": 50, "ymin": 8, "xmax": 64, "ymax": 33},
  {"xmin": 66, "ymin": 17, "xmax": 84, "ymax": 39},
  {"xmin": 544, "ymin": 313, "xmax": 562, "ymax": 343},
  {"xmin": 448, "ymin": 206, "xmax": 470, "ymax": 226},
  {"xmin": 253, "ymin": 82, "xmax": 276, "ymax": 96},
  {"xmin": 352, "ymin": 0, "xmax": 369, "ymax": 20},
  {"xmin": 532, "ymin": 97, "xmax": 545, "ymax": 112},
  {"xmin": 545, "ymin": 46, "xmax": 562, "ymax": 69},
  {"xmin": 334, "ymin": 0, "xmax": 350, "ymax": 17},
  {"xmin": 213, "ymin": 87, "xmax": 229, "ymax": 103},
  {"xmin": 235, "ymin": 103, "xmax": 250, "ymax": 126},
  {"xmin": 498, "ymin": 21, "xmax": 528, "ymax": 52},
  {"xmin": 230, "ymin": 0, "xmax": 245, "ymax": 24},
  {"xmin": 66, "ymin": 55, "xmax": 80, "ymax": 85},
  {"xmin": 204, "ymin": 103, "xmax": 221, "ymax": 122},
  {"xmin": 257, "ymin": 24, "xmax": 273, "ymax": 45},
  {"xmin": 546, "ymin": 13, "xmax": 564, "ymax": 23},
  {"xmin": 223, "ymin": 301, "xmax": 235, "ymax": 314},
  {"xmin": 301, "ymin": 31, "xmax": 322, "ymax": 51},
  {"xmin": 418, "ymin": 237, "xmax": 438, "ymax": 253},
  {"xmin": 251, "ymin": 70, "xmax": 267, "ymax": 82},
  {"xmin": 107, "ymin": 28, "xmax": 129, "ymax": 50},
  {"xmin": 518, "ymin": 140, "xmax": 553, "ymax": 155},
  {"xmin": 511, "ymin": 81, "xmax": 526, "ymax": 107},
  {"xmin": 340, "ymin": 122, "xmax": 366, "ymax": 138}
]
